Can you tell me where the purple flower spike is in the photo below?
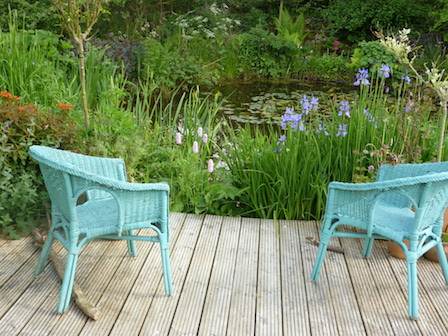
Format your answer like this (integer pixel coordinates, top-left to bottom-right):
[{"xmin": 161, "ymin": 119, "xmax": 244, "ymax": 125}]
[
  {"xmin": 176, "ymin": 132, "xmax": 182, "ymax": 144},
  {"xmin": 193, "ymin": 141, "xmax": 199, "ymax": 153},
  {"xmin": 207, "ymin": 159, "xmax": 214, "ymax": 173}
]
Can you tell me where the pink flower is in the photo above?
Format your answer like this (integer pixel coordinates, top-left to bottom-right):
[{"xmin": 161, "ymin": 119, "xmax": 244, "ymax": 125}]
[
  {"xmin": 193, "ymin": 141, "xmax": 199, "ymax": 153},
  {"xmin": 207, "ymin": 159, "xmax": 214, "ymax": 173},
  {"xmin": 176, "ymin": 132, "xmax": 182, "ymax": 144},
  {"xmin": 203, "ymin": 134, "xmax": 208, "ymax": 143},
  {"xmin": 197, "ymin": 127, "xmax": 203, "ymax": 137},
  {"xmin": 333, "ymin": 41, "xmax": 340, "ymax": 50}
]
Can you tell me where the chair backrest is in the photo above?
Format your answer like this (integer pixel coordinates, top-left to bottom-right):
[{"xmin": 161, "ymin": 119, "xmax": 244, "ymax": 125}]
[
  {"xmin": 419, "ymin": 176, "xmax": 448, "ymax": 233},
  {"xmin": 29, "ymin": 146, "xmax": 127, "ymax": 219},
  {"xmin": 376, "ymin": 162, "xmax": 448, "ymax": 209}
]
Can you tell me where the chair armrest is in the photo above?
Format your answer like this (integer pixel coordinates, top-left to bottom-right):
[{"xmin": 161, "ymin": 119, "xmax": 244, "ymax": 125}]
[{"xmin": 72, "ymin": 173, "xmax": 170, "ymax": 234}]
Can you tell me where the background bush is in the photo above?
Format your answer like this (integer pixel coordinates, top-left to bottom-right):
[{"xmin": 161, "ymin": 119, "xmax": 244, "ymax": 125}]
[{"xmin": 0, "ymin": 92, "xmax": 79, "ymax": 238}]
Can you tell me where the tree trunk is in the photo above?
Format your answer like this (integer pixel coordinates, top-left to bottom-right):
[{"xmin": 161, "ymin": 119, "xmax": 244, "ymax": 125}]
[{"xmin": 77, "ymin": 41, "xmax": 90, "ymax": 129}]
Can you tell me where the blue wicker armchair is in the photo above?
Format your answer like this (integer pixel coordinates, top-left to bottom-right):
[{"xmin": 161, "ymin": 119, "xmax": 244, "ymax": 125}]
[
  {"xmin": 29, "ymin": 145, "xmax": 173, "ymax": 313},
  {"xmin": 311, "ymin": 162, "xmax": 448, "ymax": 319}
]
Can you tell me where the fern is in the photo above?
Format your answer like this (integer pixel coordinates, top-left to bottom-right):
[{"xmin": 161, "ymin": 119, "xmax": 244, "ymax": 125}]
[{"xmin": 274, "ymin": 7, "xmax": 307, "ymax": 47}]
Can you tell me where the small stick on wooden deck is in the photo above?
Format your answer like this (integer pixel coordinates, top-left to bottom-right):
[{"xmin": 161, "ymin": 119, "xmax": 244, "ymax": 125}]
[
  {"xmin": 32, "ymin": 228, "xmax": 101, "ymax": 320},
  {"xmin": 306, "ymin": 236, "xmax": 345, "ymax": 254}
]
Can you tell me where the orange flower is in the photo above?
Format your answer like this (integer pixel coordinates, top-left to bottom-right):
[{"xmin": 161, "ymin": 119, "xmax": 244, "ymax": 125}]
[
  {"xmin": 0, "ymin": 90, "xmax": 13, "ymax": 100},
  {"xmin": 55, "ymin": 103, "xmax": 74, "ymax": 111}
]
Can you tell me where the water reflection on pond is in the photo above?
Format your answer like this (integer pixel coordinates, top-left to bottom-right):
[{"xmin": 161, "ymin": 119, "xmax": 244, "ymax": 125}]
[{"xmin": 208, "ymin": 80, "xmax": 356, "ymax": 124}]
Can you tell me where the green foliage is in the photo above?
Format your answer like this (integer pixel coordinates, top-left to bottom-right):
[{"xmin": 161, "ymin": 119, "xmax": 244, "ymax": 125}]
[
  {"xmin": 0, "ymin": 13, "xmax": 78, "ymax": 107},
  {"xmin": 350, "ymin": 40, "xmax": 397, "ymax": 71},
  {"xmin": 239, "ymin": 27, "xmax": 298, "ymax": 78},
  {"xmin": 0, "ymin": 92, "xmax": 79, "ymax": 238},
  {"xmin": 324, "ymin": 0, "xmax": 433, "ymax": 43},
  {"xmin": 304, "ymin": 54, "xmax": 350, "ymax": 80},
  {"xmin": 219, "ymin": 68, "xmax": 437, "ymax": 220},
  {"xmin": 275, "ymin": 7, "xmax": 307, "ymax": 47},
  {"xmin": 0, "ymin": 0, "xmax": 59, "ymax": 32},
  {"xmin": 141, "ymin": 38, "xmax": 205, "ymax": 90}
]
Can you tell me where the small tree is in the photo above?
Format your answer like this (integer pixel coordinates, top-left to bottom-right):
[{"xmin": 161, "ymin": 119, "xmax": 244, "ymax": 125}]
[{"xmin": 51, "ymin": 0, "xmax": 111, "ymax": 128}]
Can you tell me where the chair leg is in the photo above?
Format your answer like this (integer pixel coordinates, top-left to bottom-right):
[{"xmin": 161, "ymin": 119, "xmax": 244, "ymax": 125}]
[
  {"xmin": 34, "ymin": 229, "xmax": 55, "ymax": 276},
  {"xmin": 160, "ymin": 244, "xmax": 173, "ymax": 295},
  {"xmin": 126, "ymin": 230, "xmax": 137, "ymax": 257},
  {"xmin": 57, "ymin": 253, "xmax": 79, "ymax": 313},
  {"xmin": 407, "ymin": 260, "xmax": 419, "ymax": 319},
  {"xmin": 362, "ymin": 237, "xmax": 374, "ymax": 258},
  {"xmin": 435, "ymin": 242, "xmax": 448, "ymax": 284},
  {"xmin": 311, "ymin": 231, "xmax": 331, "ymax": 281}
]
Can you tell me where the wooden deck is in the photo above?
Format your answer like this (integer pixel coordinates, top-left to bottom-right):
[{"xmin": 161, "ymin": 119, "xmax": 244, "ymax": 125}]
[{"xmin": 0, "ymin": 213, "xmax": 447, "ymax": 335}]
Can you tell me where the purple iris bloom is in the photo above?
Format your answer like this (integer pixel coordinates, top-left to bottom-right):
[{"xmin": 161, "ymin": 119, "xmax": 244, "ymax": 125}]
[
  {"xmin": 405, "ymin": 100, "xmax": 414, "ymax": 112},
  {"xmin": 316, "ymin": 121, "xmax": 330, "ymax": 136},
  {"xmin": 339, "ymin": 101, "xmax": 351, "ymax": 118},
  {"xmin": 354, "ymin": 68, "xmax": 370, "ymax": 86},
  {"xmin": 310, "ymin": 96, "xmax": 319, "ymax": 110},
  {"xmin": 379, "ymin": 64, "xmax": 391, "ymax": 78},
  {"xmin": 402, "ymin": 74, "xmax": 411, "ymax": 84},
  {"xmin": 336, "ymin": 124, "xmax": 348, "ymax": 137}
]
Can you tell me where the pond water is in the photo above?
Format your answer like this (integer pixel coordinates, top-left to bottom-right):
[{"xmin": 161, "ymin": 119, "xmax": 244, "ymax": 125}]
[{"xmin": 206, "ymin": 80, "xmax": 356, "ymax": 124}]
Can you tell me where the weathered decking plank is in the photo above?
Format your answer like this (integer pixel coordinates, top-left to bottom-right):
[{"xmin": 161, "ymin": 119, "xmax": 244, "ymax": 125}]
[
  {"xmin": 1, "ymin": 216, "xmax": 447, "ymax": 336},
  {"xmin": 339, "ymin": 235, "xmax": 396, "ymax": 335},
  {"xmin": 0, "ymin": 236, "xmax": 37, "ymax": 287},
  {"xmin": 226, "ymin": 217, "xmax": 260, "ymax": 336},
  {"xmin": 361, "ymin": 239, "xmax": 422, "ymax": 336},
  {"xmin": 381, "ymin": 240, "xmax": 448, "ymax": 335},
  {"xmin": 319, "ymin": 229, "xmax": 366, "ymax": 335},
  {"xmin": 198, "ymin": 216, "xmax": 241, "ymax": 336},
  {"xmin": 168, "ymin": 215, "xmax": 224, "ymax": 336},
  {"xmin": 17, "ymin": 239, "xmax": 112, "ymax": 336},
  {"xmin": 108, "ymin": 212, "xmax": 187, "ymax": 336},
  {"xmin": 255, "ymin": 219, "xmax": 283, "ymax": 336},
  {"xmin": 47, "ymin": 239, "xmax": 133, "ymax": 335},
  {"xmin": 300, "ymin": 221, "xmax": 339, "ymax": 335},
  {"xmin": 279, "ymin": 220, "xmax": 310, "ymax": 336},
  {"xmin": 138, "ymin": 214, "xmax": 205, "ymax": 336}
]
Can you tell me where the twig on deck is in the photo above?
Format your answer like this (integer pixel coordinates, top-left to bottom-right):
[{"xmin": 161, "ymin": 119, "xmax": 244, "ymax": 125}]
[
  {"xmin": 306, "ymin": 236, "xmax": 345, "ymax": 254},
  {"xmin": 32, "ymin": 228, "xmax": 101, "ymax": 320}
]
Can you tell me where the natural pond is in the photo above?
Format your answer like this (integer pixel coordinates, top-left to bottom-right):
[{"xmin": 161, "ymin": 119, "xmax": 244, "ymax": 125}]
[{"xmin": 207, "ymin": 80, "xmax": 356, "ymax": 124}]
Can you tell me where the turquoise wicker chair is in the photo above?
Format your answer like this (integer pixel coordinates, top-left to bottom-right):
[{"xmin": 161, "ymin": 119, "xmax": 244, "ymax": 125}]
[
  {"xmin": 29, "ymin": 145, "xmax": 173, "ymax": 313},
  {"xmin": 311, "ymin": 162, "xmax": 448, "ymax": 319}
]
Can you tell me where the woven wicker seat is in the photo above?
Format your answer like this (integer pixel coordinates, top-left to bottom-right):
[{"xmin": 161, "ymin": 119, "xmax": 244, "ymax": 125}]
[
  {"xmin": 311, "ymin": 162, "xmax": 448, "ymax": 319},
  {"xmin": 29, "ymin": 145, "xmax": 173, "ymax": 313}
]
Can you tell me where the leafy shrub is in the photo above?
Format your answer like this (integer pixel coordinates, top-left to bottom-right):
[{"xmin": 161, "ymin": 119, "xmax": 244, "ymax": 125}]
[
  {"xmin": 0, "ymin": 91, "xmax": 79, "ymax": 238},
  {"xmin": 239, "ymin": 27, "xmax": 298, "ymax": 78},
  {"xmin": 350, "ymin": 40, "xmax": 397, "ymax": 71},
  {"xmin": 305, "ymin": 54, "xmax": 350, "ymax": 80},
  {"xmin": 324, "ymin": 0, "xmax": 432, "ymax": 43},
  {"xmin": 141, "ymin": 38, "xmax": 206, "ymax": 90},
  {"xmin": 0, "ymin": 1, "xmax": 59, "ymax": 32}
]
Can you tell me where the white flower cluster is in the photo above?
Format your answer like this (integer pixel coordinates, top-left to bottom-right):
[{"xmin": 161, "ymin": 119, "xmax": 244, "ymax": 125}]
[
  {"xmin": 425, "ymin": 66, "xmax": 448, "ymax": 100},
  {"xmin": 377, "ymin": 28, "xmax": 412, "ymax": 64},
  {"xmin": 173, "ymin": 2, "xmax": 240, "ymax": 40}
]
